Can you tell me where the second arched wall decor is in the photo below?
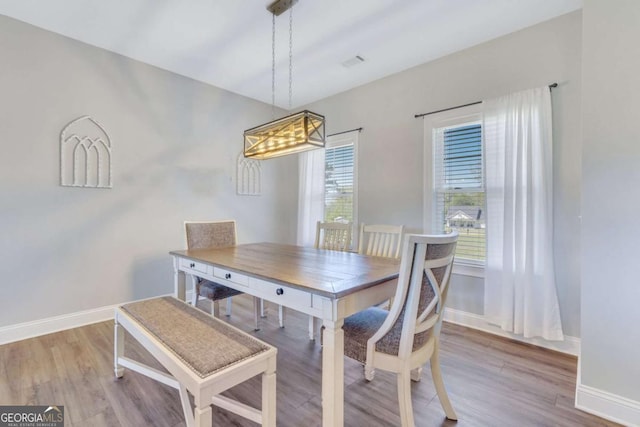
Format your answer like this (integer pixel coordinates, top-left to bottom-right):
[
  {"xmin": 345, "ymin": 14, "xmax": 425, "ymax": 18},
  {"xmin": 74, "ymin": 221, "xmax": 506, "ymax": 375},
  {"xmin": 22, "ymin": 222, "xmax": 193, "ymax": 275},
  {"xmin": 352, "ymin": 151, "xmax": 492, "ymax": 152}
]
[{"xmin": 236, "ymin": 153, "xmax": 261, "ymax": 196}]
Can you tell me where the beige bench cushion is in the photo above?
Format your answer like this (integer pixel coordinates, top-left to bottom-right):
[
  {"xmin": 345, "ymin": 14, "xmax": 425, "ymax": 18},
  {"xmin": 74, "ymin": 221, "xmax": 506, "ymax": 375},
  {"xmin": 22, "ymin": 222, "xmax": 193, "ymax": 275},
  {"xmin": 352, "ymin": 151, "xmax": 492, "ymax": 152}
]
[{"xmin": 121, "ymin": 297, "xmax": 269, "ymax": 378}]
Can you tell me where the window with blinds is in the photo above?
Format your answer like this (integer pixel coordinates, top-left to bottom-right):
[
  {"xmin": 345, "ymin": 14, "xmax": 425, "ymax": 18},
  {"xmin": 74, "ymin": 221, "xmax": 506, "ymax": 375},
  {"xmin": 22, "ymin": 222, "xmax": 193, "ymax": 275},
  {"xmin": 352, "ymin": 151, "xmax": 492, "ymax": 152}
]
[
  {"xmin": 324, "ymin": 143, "xmax": 354, "ymax": 223},
  {"xmin": 433, "ymin": 122, "xmax": 486, "ymax": 263}
]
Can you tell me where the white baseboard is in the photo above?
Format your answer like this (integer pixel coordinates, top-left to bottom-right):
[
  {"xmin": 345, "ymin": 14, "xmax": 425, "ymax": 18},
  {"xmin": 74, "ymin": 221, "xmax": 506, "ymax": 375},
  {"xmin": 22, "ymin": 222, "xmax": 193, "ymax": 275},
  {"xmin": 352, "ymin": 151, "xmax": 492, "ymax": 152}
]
[
  {"xmin": 0, "ymin": 292, "xmax": 187, "ymax": 345},
  {"xmin": 576, "ymin": 380, "xmax": 640, "ymax": 427},
  {"xmin": 443, "ymin": 307, "xmax": 580, "ymax": 356},
  {"xmin": 0, "ymin": 304, "xmax": 118, "ymax": 345}
]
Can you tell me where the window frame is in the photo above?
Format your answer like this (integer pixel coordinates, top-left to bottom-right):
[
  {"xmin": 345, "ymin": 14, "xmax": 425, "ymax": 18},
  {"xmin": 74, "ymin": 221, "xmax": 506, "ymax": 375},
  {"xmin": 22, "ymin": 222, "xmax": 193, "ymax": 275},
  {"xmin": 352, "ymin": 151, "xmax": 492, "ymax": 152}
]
[{"xmin": 423, "ymin": 104, "xmax": 485, "ymax": 277}]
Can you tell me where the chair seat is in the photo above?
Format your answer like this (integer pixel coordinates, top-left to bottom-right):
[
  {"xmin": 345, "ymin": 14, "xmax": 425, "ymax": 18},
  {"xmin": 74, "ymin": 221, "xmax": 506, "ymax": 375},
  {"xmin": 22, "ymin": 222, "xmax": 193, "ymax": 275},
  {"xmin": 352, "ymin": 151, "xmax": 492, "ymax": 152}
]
[
  {"xmin": 343, "ymin": 307, "xmax": 389, "ymax": 363},
  {"xmin": 198, "ymin": 279, "xmax": 243, "ymax": 301},
  {"xmin": 343, "ymin": 304, "xmax": 434, "ymax": 363}
]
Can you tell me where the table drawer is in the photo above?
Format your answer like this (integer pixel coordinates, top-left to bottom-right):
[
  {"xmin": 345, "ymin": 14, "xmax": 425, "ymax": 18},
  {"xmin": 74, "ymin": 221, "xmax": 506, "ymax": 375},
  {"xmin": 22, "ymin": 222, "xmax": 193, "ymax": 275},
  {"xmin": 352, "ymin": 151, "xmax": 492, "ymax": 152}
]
[
  {"xmin": 250, "ymin": 278, "xmax": 312, "ymax": 308},
  {"xmin": 213, "ymin": 267, "xmax": 249, "ymax": 287},
  {"xmin": 180, "ymin": 258, "xmax": 211, "ymax": 275}
]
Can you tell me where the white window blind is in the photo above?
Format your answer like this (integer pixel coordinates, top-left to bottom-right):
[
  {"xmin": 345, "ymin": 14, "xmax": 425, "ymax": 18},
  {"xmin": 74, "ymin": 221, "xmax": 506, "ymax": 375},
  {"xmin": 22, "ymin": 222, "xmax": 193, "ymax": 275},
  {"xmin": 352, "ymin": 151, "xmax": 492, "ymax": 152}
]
[
  {"xmin": 434, "ymin": 122, "xmax": 486, "ymax": 263},
  {"xmin": 324, "ymin": 143, "xmax": 354, "ymax": 223}
]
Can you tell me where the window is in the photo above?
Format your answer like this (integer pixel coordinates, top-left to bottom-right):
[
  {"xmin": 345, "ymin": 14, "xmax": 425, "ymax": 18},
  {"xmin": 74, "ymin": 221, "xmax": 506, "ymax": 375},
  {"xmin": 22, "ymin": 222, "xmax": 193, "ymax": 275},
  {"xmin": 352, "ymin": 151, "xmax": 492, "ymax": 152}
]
[
  {"xmin": 425, "ymin": 105, "xmax": 485, "ymax": 268},
  {"xmin": 324, "ymin": 132, "xmax": 358, "ymax": 243},
  {"xmin": 297, "ymin": 131, "xmax": 358, "ymax": 248}
]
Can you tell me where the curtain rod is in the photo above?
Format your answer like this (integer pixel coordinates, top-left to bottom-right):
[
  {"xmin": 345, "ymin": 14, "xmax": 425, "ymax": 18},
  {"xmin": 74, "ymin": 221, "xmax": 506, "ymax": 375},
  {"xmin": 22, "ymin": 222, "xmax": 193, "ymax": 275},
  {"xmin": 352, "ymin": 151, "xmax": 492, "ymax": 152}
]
[
  {"xmin": 414, "ymin": 83, "xmax": 558, "ymax": 119},
  {"xmin": 327, "ymin": 127, "xmax": 363, "ymax": 137}
]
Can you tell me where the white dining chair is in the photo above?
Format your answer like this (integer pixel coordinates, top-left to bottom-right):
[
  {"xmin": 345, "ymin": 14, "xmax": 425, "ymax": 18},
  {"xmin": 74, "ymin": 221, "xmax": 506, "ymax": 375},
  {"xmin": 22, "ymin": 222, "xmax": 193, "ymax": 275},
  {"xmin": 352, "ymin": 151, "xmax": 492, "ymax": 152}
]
[
  {"xmin": 185, "ymin": 220, "xmax": 260, "ymax": 330},
  {"xmin": 358, "ymin": 223, "xmax": 404, "ymax": 259},
  {"xmin": 358, "ymin": 223, "xmax": 404, "ymax": 309},
  {"xmin": 342, "ymin": 232, "xmax": 459, "ymax": 426},
  {"xmin": 306, "ymin": 221, "xmax": 353, "ymax": 340},
  {"xmin": 315, "ymin": 220, "xmax": 353, "ymax": 251}
]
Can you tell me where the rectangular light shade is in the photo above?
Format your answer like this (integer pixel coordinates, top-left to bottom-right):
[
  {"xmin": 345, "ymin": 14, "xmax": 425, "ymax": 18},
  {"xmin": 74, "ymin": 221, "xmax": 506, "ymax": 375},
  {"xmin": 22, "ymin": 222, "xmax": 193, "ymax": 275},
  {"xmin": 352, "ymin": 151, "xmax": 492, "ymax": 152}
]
[{"xmin": 244, "ymin": 110, "xmax": 325, "ymax": 159}]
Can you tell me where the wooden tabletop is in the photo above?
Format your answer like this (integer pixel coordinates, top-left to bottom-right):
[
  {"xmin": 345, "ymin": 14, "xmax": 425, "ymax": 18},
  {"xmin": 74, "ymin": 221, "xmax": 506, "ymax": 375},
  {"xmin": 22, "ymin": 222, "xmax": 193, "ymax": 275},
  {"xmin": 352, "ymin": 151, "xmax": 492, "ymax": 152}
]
[{"xmin": 170, "ymin": 242, "xmax": 400, "ymax": 299}]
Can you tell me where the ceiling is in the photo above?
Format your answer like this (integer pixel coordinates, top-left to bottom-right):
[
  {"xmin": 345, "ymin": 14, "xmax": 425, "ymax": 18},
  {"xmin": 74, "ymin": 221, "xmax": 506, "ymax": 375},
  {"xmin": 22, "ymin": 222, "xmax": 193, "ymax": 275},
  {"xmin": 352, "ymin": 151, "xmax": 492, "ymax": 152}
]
[{"xmin": 0, "ymin": 0, "xmax": 582, "ymax": 109}]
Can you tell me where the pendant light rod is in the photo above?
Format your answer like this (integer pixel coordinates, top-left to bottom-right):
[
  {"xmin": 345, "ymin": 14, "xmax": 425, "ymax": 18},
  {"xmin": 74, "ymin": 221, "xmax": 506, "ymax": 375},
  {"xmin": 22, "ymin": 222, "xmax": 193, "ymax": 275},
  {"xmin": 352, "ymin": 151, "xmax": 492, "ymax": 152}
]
[
  {"xmin": 271, "ymin": 12, "xmax": 276, "ymax": 119},
  {"xmin": 288, "ymin": 6, "xmax": 293, "ymax": 109}
]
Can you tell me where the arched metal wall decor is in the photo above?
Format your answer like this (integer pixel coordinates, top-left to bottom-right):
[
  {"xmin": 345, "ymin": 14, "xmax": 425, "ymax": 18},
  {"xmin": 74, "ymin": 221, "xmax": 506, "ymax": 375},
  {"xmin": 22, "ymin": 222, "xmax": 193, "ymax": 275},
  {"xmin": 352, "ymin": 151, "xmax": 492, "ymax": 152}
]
[
  {"xmin": 60, "ymin": 115, "xmax": 112, "ymax": 188},
  {"xmin": 236, "ymin": 153, "xmax": 261, "ymax": 196}
]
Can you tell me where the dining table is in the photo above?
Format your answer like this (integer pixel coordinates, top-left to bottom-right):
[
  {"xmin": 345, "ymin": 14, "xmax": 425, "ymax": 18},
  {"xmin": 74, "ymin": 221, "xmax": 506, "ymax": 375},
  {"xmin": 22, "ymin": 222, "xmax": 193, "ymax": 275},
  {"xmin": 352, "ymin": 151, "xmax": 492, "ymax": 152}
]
[{"xmin": 170, "ymin": 242, "xmax": 400, "ymax": 427}]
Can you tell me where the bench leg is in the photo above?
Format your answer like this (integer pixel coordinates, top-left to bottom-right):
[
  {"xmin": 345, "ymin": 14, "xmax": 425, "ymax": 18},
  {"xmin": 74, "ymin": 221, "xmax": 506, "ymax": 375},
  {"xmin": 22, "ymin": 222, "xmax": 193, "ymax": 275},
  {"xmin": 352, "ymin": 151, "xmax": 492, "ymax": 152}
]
[
  {"xmin": 114, "ymin": 320, "xmax": 124, "ymax": 378},
  {"xmin": 262, "ymin": 361, "xmax": 277, "ymax": 426},
  {"xmin": 177, "ymin": 384, "xmax": 209, "ymax": 427},
  {"xmin": 194, "ymin": 405, "xmax": 212, "ymax": 427}
]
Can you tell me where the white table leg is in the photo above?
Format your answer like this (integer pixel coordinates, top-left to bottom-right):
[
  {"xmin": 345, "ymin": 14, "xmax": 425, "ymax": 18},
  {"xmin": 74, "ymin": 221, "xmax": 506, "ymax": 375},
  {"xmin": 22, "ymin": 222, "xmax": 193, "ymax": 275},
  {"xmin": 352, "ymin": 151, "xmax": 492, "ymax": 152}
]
[
  {"xmin": 226, "ymin": 298, "xmax": 233, "ymax": 316},
  {"xmin": 260, "ymin": 298, "xmax": 267, "ymax": 318},
  {"xmin": 308, "ymin": 316, "xmax": 317, "ymax": 340},
  {"xmin": 190, "ymin": 275, "xmax": 199, "ymax": 306},
  {"xmin": 322, "ymin": 318, "xmax": 344, "ymax": 427},
  {"xmin": 253, "ymin": 297, "xmax": 261, "ymax": 331},
  {"xmin": 278, "ymin": 305, "xmax": 285, "ymax": 328},
  {"xmin": 173, "ymin": 256, "xmax": 186, "ymax": 301}
]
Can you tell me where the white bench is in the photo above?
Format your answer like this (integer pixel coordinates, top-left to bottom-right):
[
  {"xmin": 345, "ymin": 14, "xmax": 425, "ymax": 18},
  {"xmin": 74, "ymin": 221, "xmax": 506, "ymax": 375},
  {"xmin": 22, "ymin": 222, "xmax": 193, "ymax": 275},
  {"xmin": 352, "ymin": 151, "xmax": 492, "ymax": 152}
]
[{"xmin": 114, "ymin": 296, "xmax": 277, "ymax": 427}]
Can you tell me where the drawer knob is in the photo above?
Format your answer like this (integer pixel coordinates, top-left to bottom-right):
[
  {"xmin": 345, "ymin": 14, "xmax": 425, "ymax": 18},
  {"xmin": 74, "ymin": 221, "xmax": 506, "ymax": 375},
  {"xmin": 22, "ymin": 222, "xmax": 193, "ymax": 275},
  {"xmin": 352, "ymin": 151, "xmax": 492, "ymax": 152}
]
[
  {"xmin": 190, "ymin": 263, "xmax": 195, "ymax": 268},
  {"xmin": 276, "ymin": 288, "xmax": 284, "ymax": 296},
  {"xmin": 225, "ymin": 273, "xmax": 231, "ymax": 279}
]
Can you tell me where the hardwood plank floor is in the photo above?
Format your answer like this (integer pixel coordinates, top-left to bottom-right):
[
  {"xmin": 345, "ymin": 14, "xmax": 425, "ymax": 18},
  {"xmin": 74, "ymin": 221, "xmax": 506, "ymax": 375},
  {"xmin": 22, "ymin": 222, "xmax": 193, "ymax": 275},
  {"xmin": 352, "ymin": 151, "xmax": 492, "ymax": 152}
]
[{"xmin": 0, "ymin": 296, "xmax": 619, "ymax": 427}]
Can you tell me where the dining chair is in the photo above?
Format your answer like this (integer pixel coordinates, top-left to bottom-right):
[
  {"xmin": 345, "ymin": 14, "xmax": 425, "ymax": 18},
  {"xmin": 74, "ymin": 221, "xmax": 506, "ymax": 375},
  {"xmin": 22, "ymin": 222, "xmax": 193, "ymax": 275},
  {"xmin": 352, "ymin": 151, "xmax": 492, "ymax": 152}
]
[
  {"xmin": 358, "ymin": 223, "xmax": 404, "ymax": 259},
  {"xmin": 342, "ymin": 232, "xmax": 459, "ymax": 426},
  {"xmin": 185, "ymin": 220, "xmax": 259, "ymax": 330},
  {"xmin": 305, "ymin": 221, "xmax": 353, "ymax": 340},
  {"xmin": 315, "ymin": 220, "xmax": 353, "ymax": 251},
  {"xmin": 358, "ymin": 223, "xmax": 404, "ymax": 309}
]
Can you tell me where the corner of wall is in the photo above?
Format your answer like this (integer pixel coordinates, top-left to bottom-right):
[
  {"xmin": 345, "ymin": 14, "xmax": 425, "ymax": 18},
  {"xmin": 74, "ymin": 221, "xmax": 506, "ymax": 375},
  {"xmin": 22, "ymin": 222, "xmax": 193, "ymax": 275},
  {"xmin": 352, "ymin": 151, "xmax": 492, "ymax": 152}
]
[
  {"xmin": 575, "ymin": 358, "xmax": 640, "ymax": 427},
  {"xmin": 575, "ymin": 377, "xmax": 640, "ymax": 427}
]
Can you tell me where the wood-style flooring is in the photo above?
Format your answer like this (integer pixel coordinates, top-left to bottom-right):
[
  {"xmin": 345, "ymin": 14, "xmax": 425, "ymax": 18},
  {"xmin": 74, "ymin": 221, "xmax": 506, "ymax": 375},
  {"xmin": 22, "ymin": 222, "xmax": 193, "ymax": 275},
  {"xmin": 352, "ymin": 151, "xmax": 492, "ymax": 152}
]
[{"xmin": 0, "ymin": 296, "xmax": 619, "ymax": 427}]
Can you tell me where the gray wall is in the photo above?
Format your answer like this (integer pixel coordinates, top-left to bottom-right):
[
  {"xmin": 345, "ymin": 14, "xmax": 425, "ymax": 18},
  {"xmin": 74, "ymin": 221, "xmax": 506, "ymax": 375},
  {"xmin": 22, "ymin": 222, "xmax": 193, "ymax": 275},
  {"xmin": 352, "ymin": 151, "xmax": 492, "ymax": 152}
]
[
  {"xmin": 581, "ymin": 0, "xmax": 640, "ymax": 403},
  {"xmin": 0, "ymin": 15, "xmax": 298, "ymax": 327},
  {"xmin": 303, "ymin": 12, "xmax": 583, "ymax": 336}
]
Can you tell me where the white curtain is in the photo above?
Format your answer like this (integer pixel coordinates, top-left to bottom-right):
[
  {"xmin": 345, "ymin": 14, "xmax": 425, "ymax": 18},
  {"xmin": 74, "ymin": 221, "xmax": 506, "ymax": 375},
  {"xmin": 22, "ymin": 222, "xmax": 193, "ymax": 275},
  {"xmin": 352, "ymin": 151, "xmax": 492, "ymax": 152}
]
[
  {"xmin": 297, "ymin": 149, "xmax": 325, "ymax": 246},
  {"xmin": 483, "ymin": 86, "xmax": 564, "ymax": 340}
]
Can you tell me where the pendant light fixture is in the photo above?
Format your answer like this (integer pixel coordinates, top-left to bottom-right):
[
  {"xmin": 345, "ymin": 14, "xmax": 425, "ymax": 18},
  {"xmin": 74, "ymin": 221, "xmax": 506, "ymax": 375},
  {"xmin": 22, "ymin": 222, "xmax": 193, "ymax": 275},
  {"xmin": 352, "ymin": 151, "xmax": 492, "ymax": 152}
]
[{"xmin": 243, "ymin": 0, "xmax": 325, "ymax": 160}]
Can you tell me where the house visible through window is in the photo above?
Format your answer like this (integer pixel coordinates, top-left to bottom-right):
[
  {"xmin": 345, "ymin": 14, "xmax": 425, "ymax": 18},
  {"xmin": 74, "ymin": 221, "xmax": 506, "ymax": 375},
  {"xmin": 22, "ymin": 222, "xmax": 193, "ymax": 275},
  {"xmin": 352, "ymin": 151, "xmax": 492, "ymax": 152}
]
[
  {"xmin": 433, "ymin": 122, "xmax": 486, "ymax": 263},
  {"xmin": 324, "ymin": 135, "xmax": 357, "ymax": 225}
]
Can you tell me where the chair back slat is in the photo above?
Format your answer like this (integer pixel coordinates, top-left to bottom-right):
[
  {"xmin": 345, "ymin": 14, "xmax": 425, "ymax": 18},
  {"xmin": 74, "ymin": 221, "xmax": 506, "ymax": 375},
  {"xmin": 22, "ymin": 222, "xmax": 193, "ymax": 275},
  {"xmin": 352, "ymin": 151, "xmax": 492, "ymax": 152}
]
[{"xmin": 315, "ymin": 221, "xmax": 352, "ymax": 251}]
